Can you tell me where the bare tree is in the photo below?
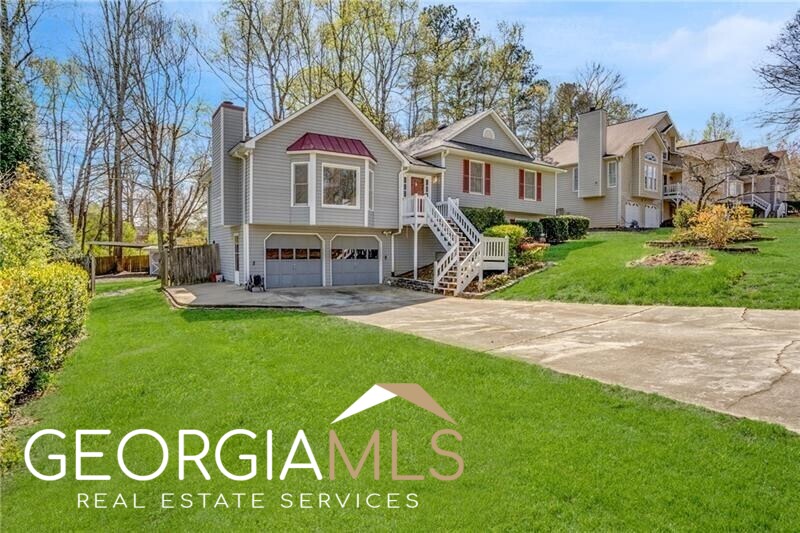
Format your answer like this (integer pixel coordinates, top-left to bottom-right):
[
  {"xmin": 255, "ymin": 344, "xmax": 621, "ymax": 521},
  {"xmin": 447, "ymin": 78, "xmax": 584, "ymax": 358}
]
[
  {"xmin": 756, "ymin": 10, "xmax": 800, "ymax": 137},
  {"xmin": 128, "ymin": 6, "xmax": 205, "ymax": 286}
]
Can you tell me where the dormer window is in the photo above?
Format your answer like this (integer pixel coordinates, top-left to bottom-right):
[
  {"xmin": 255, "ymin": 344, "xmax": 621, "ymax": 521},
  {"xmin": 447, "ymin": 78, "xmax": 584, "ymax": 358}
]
[{"xmin": 482, "ymin": 127, "xmax": 495, "ymax": 140}]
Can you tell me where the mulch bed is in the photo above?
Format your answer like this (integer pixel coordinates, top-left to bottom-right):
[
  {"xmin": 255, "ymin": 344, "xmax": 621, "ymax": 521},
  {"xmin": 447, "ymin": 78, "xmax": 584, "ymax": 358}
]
[
  {"xmin": 628, "ymin": 250, "xmax": 714, "ymax": 267},
  {"xmin": 460, "ymin": 262, "xmax": 553, "ymax": 298}
]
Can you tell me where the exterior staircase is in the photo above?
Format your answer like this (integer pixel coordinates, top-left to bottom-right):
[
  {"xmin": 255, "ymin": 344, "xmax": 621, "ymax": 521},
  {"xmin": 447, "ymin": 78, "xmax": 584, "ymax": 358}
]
[{"xmin": 436, "ymin": 221, "xmax": 477, "ymax": 295}]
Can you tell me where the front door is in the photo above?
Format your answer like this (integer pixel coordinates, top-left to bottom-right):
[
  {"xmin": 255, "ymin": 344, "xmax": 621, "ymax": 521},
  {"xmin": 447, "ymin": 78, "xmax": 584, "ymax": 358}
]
[{"xmin": 410, "ymin": 177, "xmax": 426, "ymax": 196}]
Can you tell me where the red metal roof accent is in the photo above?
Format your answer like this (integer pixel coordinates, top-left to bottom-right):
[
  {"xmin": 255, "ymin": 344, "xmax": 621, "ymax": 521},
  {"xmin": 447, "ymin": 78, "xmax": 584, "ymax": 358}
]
[{"xmin": 287, "ymin": 132, "xmax": 376, "ymax": 161}]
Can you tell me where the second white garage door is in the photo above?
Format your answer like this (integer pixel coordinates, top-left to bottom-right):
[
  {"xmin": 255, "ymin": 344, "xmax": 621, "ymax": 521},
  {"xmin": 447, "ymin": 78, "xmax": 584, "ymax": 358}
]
[{"xmin": 331, "ymin": 236, "xmax": 381, "ymax": 286}]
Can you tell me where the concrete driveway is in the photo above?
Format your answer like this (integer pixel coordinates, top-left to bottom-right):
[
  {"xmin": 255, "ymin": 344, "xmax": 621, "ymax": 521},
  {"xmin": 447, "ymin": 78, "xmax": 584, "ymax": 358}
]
[{"xmin": 337, "ymin": 297, "xmax": 800, "ymax": 433}]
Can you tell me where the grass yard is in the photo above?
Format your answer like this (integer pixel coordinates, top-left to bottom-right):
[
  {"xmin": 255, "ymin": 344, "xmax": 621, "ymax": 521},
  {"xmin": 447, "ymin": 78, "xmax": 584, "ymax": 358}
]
[
  {"xmin": 2, "ymin": 281, "xmax": 800, "ymax": 530},
  {"xmin": 493, "ymin": 217, "xmax": 800, "ymax": 309}
]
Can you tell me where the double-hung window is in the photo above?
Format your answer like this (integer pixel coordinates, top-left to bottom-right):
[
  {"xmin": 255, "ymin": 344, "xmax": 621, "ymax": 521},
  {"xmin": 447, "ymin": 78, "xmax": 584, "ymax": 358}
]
[
  {"xmin": 322, "ymin": 164, "xmax": 359, "ymax": 207},
  {"xmin": 644, "ymin": 152, "xmax": 658, "ymax": 191},
  {"xmin": 469, "ymin": 161, "xmax": 484, "ymax": 194},
  {"xmin": 572, "ymin": 166, "xmax": 579, "ymax": 192},
  {"xmin": 292, "ymin": 162, "xmax": 309, "ymax": 206},
  {"xmin": 607, "ymin": 161, "xmax": 618, "ymax": 188},
  {"xmin": 523, "ymin": 170, "xmax": 537, "ymax": 200}
]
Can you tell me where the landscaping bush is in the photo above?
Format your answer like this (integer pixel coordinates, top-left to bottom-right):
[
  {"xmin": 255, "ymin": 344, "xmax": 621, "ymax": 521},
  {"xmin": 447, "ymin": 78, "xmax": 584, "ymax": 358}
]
[
  {"xmin": 540, "ymin": 216, "xmax": 569, "ymax": 243},
  {"xmin": 485, "ymin": 224, "xmax": 527, "ymax": 267},
  {"xmin": 462, "ymin": 206, "xmax": 505, "ymax": 232},
  {"xmin": 0, "ymin": 262, "xmax": 89, "ymax": 425},
  {"xmin": 561, "ymin": 215, "xmax": 590, "ymax": 240},
  {"xmin": 514, "ymin": 220, "xmax": 544, "ymax": 240},
  {"xmin": 518, "ymin": 247, "xmax": 546, "ymax": 266},
  {"xmin": 673, "ymin": 203, "xmax": 697, "ymax": 230}
]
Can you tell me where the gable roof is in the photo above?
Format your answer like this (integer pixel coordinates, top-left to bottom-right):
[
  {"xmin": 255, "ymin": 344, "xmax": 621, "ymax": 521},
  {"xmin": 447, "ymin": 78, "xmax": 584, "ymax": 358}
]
[
  {"xmin": 238, "ymin": 89, "xmax": 408, "ymax": 166},
  {"xmin": 399, "ymin": 109, "xmax": 534, "ymax": 160},
  {"xmin": 287, "ymin": 132, "xmax": 376, "ymax": 161},
  {"xmin": 545, "ymin": 111, "xmax": 670, "ymax": 166}
]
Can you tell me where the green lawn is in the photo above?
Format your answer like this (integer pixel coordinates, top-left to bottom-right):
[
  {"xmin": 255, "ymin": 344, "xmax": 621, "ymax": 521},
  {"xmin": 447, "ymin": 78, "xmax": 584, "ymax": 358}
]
[
  {"xmin": 493, "ymin": 217, "xmax": 800, "ymax": 309},
  {"xmin": 2, "ymin": 281, "xmax": 800, "ymax": 530}
]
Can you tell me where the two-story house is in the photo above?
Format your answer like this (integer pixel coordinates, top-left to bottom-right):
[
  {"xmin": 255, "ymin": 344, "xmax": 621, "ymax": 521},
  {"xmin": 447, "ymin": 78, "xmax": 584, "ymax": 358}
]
[
  {"xmin": 545, "ymin": 109, "xmax": 679, "ymax": 228},
  {"xmin": 208, "ymin": 90, "xmax": 561, "ymax": 295}
]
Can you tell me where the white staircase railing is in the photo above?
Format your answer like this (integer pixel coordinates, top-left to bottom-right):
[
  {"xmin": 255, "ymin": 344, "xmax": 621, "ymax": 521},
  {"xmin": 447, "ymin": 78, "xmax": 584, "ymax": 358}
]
[
  {"xmin": 777, "ymin": 202, "xmax": 788, "ymax": 218},
  {"xmin": 422, "ymin": 196, "xmax": 459, "ymax": 289},
  {"xmin": 746, "ymin": 193, "xmax": 772, "ymax": 217},
  {"xmin": 456, "ymin": 241, "xmax": 483, "ymax": 294},
  {"xmin": 447, "ymin": 198, "xmax": 481, "ymax": 245}
]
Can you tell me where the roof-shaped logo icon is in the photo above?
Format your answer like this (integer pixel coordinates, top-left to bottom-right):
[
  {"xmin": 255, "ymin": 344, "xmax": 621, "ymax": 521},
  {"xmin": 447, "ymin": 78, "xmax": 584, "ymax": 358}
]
[{"xmin": 332, "ymin": 384, "xmax": 455, "ymax": 424}]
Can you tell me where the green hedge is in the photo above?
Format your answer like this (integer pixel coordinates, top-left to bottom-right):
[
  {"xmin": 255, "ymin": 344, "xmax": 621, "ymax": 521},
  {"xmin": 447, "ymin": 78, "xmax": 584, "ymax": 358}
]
[
  {"xmin": 561, "ymin": 215, "xmax": 590, "ymax": 240},
  {"xmin": 514, "ymin": 220, "xmax": 544, "ymax": 240},
  {"xmin": 540, "ymin": 217, "xmax": 569, "ymax": 243},
  {"xmin": 462, "ymin": 207, "xmax": 506, "ymax": 233},
  {"xmin": 0, "ymin": 262, "xmax": 89, "ymax": 425}
]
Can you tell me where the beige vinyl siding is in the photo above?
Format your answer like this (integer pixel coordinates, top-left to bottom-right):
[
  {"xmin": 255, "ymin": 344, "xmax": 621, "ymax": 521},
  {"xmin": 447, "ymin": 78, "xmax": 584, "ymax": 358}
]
[
  {"xmin": 249, "ymin": 96, "xmax": 402, "ymax": 229},
  {"xmin": 451, "ymin": 115, "xmax": 525, "ymax": 155},
  {"xmin": 441, "ymin": 154, "xmax": 557, "ymax": 217},
  {"xmin": 556, "ymin": 164, "xmax": 620, "ymax": 228},
  {"xmin": 634, "ymin": 133, "xmax": 663, "ymax": 200}
]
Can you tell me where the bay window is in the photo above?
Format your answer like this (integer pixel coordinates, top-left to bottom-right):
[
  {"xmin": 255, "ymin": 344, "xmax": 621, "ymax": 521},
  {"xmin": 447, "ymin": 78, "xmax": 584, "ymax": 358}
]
[{"xmin": 322, "ymin": 164, "xmax": 359, "ymax": 207}]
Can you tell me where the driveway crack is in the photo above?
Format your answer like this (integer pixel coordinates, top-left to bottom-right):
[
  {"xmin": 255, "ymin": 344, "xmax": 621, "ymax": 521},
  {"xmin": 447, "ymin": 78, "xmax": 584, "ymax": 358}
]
[
  {"xmin": 488, "ymin": 306, "xmax": 653, "ymax": 353},
  {"xmin": 728, "ymin": 340, "xmax": 797, "ymax": 407}
]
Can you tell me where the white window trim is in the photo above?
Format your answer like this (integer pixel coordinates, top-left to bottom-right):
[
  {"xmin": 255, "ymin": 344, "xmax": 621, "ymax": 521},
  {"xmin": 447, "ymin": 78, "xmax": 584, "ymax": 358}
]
[
  {"xmin": 291, "ymin": 161, "xmax": 310, "ymax": 207},
  {"xmin": 607, "ymin": 161, "xmax": 618, "ymax": 188},
  {"xmin": 482, "ymin": 127, "xmax": 495, "ymax": 140},
  {"xmin": 469, "ymin": 159, "xmax": 485, "ymax": 195},
  {"xmin": 321, "ymin": 163, "xmax": 361, "ymax": 209},
  {"xmin": 572, "ymin": 166, "xmax": 579, "ymax": 193},
  {"xmin": 523, "ymin": 170, "xmax": 537, "ymax": 201},
  {"xmin": 368, "ymin": 169, "xmax": 375, "ymax": 211},
  {"xmin": 643, "ymin": 161, "xmax": 658, "ymax": 192}
]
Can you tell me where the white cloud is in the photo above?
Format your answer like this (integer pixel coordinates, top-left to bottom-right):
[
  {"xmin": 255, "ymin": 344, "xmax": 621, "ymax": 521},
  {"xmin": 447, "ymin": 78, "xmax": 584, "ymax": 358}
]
[{"xmin": 651, "ymin": 15, "xmax": 782, "ymax": 71}]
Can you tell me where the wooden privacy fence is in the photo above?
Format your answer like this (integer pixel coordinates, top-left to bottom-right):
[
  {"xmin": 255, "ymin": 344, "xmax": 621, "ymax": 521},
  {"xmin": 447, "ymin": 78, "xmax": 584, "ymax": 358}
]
[
  {"xmin": 94, "ymin": 254, "xmax": 150, "ymax": 275},
  {"xmin": 167, "ymin": 244, "xmax": 220, "ymax": 286}
]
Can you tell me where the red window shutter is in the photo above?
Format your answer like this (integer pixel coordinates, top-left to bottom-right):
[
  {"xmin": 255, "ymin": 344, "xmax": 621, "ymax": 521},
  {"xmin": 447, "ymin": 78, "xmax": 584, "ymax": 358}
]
[
  {"xmin": 485, "ymin": 163, "xmax": 491, "ymax": 195},
  {"xmin": 518, "ymin": 169, "xmax": 525, "ymax": 199},
  {"xmin": 536, "ymin": 172, "xmax": 542, "ymax": 201},
  {"xmin": 462, "ymin": 159, "xmax": 469, "ymax": 192}
]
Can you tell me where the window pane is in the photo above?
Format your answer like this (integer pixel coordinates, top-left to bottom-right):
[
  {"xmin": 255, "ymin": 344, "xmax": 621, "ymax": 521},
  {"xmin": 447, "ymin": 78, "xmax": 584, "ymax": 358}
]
[
  {"xmin": 323, "ymin": 166, "xmax": 357, "ymax": 206},
  {"xmin": 295, "ymin": 248, "xmax": 308, "ymax": 260},
  {"xmin": 294, "ymin": 163, "xmax": 308, "ymax": 205},
  {"xmin": 308, "ymin": 248, "xmax": 321, "ymax": 260},
  {"xmin": 368, "ymin": 249, "xmax": 379, "ymax": 260},
  {"xmin": 280, "ymin": 248, "xmax": 294, "ymax": 260},
  {"xmin": 356, "ymin": 249, "xmax": 367, "ymax": 259},
  {"xmin": 470, "ymin": 161, "xmax": 483, "ymax": 179},
  {"xmin": 471, "ymin": 175, "xmax": 483, "ymax": 193},
  {"xmin": 266, "ymin": 248, "xmax": 279, "ymax": 260}
]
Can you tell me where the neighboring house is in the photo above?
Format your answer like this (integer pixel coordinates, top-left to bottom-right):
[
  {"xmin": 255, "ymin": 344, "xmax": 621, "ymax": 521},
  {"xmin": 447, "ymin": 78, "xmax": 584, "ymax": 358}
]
[
  {"xmin": 669, "ymin": 140, "xmax": 790, "ymax": 218},
  {"xmin": 545, "ymin": 109, "xmax": 679, "ymax": 228},
  {"xmin": 208, "ymin": 90, "xmax": 561, "ymax": 294}
]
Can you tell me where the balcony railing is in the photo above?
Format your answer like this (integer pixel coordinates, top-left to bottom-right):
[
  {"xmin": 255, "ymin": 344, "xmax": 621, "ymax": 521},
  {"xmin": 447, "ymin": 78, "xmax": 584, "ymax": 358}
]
[{"xmin": 663, "ymin": 183, "xmax": 682, "ymax": 197}]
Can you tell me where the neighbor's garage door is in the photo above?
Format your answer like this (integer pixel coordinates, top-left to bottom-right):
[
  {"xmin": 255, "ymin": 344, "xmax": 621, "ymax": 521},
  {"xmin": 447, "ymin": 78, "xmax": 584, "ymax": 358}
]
[
  {"xmin": 644, "ymin": 205, "xmax": 660, "ymax": 228},
  {"xmin": 265, "ymin": 234, "xmax": 323, "ymax": 288},
  {"xmin": 331, "ymin": 236, "xmax": 380, "ymax": 286}
]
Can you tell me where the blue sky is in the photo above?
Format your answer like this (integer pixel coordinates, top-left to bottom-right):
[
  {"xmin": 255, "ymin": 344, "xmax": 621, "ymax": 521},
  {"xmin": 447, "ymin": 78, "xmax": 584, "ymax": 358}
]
[{"xmin": 34, "ymin": 1, "xmax": 798, "ymax": 145}]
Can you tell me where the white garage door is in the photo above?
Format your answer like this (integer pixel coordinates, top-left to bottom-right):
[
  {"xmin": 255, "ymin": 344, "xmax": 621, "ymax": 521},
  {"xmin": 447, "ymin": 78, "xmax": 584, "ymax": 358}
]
[
  {"xmin": 644, "ymin": 205, "xmax": 660, "ymax": 228},
  {"xmin": 625, "ymin": 202, "xmax": 640, "ymax": 227},
  {"xmin": 331, "ymin": 236, "xmax": 381, "ymax": 286},
  {"xmin": 264, "ymin": 234, "xmax": 323, "ymax": 288}
]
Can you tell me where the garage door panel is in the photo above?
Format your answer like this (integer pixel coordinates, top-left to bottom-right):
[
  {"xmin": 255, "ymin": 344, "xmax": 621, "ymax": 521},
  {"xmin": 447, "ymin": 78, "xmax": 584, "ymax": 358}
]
[
  {"xmin": 265, "ymin": 234, "xmax": 323, "ymax": 288},
  {"xmin": 331, "ymin": 236, "xmax": 380, "ymax": 286}
]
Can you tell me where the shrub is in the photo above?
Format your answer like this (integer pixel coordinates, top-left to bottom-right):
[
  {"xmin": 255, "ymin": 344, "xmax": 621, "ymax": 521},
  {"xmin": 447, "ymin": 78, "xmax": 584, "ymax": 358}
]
[
  {"xmin": 518, "ymin": 247, "xmax": 546, "ymax": 266},
  {"xmin": 483, "ymin": 273, "xmax": 511, "ymax": 291},
  {"xmin": 514, "ymin": 220, "xmax": 544, "ymax": 240},
  {"xmin": 561, "ymin": 215, "xmax": 590, "ymax": 240},
  {"xmin": 0, "ymin": 262, "xmax": 89, "ymax": 425},
  {"xmin": 540, "ymin": 216, "xmax": 569, "ymax": 243},
  {"xmin": 484, "ymin": 224, "xmax": 527, "ymax": 250},
  {"xmin": 673, "ymin": 203, "xmax": 697, "ymax": 230},
  {"xmin": 462, "ymin": 206, "xmax": 505, "ymax": 232}
]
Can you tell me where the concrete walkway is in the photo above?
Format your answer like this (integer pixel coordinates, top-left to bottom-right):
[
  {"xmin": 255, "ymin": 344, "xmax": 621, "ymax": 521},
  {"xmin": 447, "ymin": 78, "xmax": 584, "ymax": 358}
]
[{"xmin": 338, "ymin": 298, "xmax": 800, "ymax": 433}]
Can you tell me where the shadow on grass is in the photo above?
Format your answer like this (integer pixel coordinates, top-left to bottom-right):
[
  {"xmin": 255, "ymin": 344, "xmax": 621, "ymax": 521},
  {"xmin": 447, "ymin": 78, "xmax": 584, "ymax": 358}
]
[
  {"xmin": 177, "ymin": 307, "xmax": 315, "ymax": 323},
  {"xmin": 545, "ymin": 239, "xmax": 602, "ymax": 261}
]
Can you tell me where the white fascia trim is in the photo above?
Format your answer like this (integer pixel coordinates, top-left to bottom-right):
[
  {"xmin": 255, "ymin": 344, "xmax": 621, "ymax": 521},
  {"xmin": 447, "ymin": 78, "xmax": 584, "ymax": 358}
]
[
  {"xmin": 243, "ymin": 90, "xmax": 407, "ymax": 166},
  {"xmin": 440, "ymin": 109, "xmax": 532, "ymax": 158},
  {"xmin": 330, "ymin": 234, "xmax": 383, "ymax": 285},
  {"xmin": 264, "ymin": 232, "xmax": 326, "ymax": 286}
]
